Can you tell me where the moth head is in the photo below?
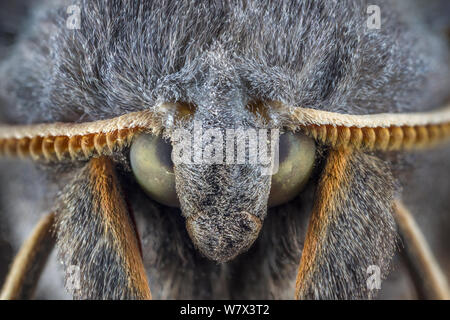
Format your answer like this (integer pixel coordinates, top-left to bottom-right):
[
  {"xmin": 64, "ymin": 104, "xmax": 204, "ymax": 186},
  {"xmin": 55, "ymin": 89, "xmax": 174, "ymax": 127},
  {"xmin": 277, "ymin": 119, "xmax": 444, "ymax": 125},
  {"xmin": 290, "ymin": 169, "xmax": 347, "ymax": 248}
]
[{"xmin": 130, "ymin": 98, "xmax": 316, "ymax": 262}]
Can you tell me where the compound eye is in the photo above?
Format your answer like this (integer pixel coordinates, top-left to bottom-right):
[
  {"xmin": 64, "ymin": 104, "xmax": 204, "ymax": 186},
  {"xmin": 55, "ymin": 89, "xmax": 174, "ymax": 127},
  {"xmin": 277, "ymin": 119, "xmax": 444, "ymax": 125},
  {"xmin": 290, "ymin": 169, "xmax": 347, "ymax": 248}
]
[
  {"xmin": 130, "ymin": 133, "xmax": 179, "ymax": 207},
  {"xmin": 268, "ymin": 132, "xmax": 316, "ymax": 207}
]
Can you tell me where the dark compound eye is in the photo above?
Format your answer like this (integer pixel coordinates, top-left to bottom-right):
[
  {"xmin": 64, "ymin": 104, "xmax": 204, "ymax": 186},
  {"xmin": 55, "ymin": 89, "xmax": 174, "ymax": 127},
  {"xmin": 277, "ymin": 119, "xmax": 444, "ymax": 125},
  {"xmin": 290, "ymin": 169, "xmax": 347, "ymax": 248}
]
[
  {"xmin": 268, "ymin": 133, "xmax": 316, "ymax": 207},
  {"xmin": 130, "ymin": 132, "xmax": 315, "ymax": 208},
  {"xmin": 130, "ymin": 133, "xmax": 179, "ymax": 207}
]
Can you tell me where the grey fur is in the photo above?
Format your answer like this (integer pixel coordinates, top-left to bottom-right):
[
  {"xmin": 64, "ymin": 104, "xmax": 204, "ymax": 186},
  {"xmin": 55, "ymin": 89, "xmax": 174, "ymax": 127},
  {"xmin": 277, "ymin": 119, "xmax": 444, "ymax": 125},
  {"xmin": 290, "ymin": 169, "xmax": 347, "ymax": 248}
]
[
  {"xmin": 0, "ymin": 0, "xmax": 449, "ymax": 299},
  {"xmin": 298, "ymin": 151, "xmax": 398, "ymax": 299},
  {"xmin": 55, "ymin": 160, "xmax": 144, "ymax": 300},
  {"xmin": 125, "ymin": 172, "xmax": 312, "ymax": 299},
  {"xmin": 0, "ymin": 0, "xmax": 449, "ymax": 124},
  {"xmin": 172, "ymin": 94, "xmax": 273, "ymax": 262}
]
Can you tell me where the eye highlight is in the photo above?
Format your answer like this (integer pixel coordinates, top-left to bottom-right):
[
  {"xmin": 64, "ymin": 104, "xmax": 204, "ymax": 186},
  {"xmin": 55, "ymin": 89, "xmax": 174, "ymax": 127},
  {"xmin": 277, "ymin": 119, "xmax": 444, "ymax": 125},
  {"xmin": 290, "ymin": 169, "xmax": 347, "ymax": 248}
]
[
  {"xmin": 130, "ymin": 133, "xmax": 179, "ymax": 207},
  {"xmin": 268, "ymin": 133, "xmax": 316, "ymax": 207}
]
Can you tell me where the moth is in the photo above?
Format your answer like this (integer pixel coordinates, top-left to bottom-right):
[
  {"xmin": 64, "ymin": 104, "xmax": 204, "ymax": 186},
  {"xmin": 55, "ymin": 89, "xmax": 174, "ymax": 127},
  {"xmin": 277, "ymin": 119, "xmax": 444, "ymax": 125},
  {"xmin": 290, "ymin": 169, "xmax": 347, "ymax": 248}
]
[{"xmin": 0, "ymin": 0, "xmax": 449, "ymax": 300}]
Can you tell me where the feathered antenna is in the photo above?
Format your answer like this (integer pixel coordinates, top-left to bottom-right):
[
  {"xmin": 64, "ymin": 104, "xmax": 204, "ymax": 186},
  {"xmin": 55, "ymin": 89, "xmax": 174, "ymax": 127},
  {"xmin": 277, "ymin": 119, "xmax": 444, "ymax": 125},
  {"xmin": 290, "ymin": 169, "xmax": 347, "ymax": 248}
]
[
  {"xmin": 1, "ymin": 103, "xmax": 450, "ymax": 162},
  {"xmin": 0, "ymin": 109, "xmax": 161, "ymax": 162},
  {"xmin": 286, "ymin": 103, "xmax": 450, "ymax": 151}
]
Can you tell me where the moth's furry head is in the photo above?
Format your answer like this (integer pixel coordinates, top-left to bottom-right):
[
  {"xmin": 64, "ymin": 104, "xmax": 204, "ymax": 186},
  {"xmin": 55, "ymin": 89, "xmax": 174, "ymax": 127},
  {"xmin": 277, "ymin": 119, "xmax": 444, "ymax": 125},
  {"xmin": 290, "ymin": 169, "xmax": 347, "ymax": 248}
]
[
  {"xmin": 0, "ymin": 0, "xmax": 449, "ymax": 299},
  {"xmin": 1, "ymin": 0, "xmax": 449, "ymax": 125}
]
